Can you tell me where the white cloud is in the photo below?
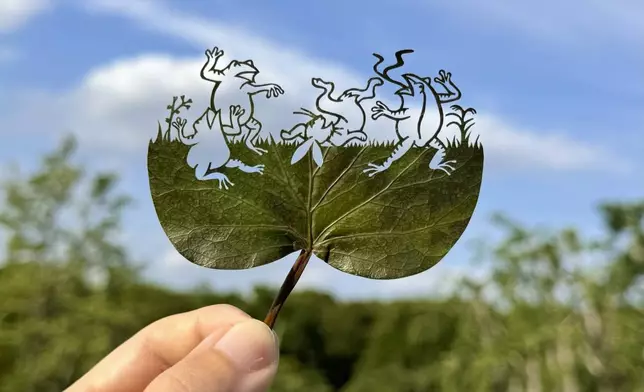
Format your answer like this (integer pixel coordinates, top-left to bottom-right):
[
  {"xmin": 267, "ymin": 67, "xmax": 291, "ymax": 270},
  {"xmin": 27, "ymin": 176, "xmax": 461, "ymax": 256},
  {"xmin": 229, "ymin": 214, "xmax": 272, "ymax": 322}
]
[
  {"xmin": 8, "ymin": 0, "xmax": 625, "ymax": 175},
  {"xmin": 0, "ymin": 0, "xmax": 52, "ymax": 33},
  {"xmin": 470, "ymin": 115, "xmax": 630, "ymax": 172},
  {"xmin": 1, "ymin": 0, "xmax": 630, "ymax": 299}
]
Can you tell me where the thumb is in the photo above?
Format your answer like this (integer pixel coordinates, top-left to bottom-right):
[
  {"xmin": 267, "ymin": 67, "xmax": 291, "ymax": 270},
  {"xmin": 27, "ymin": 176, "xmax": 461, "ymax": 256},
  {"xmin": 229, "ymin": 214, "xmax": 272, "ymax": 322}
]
[{"xmin": 145, "ymin": 319, "xmax": 279, "ymax": 392}]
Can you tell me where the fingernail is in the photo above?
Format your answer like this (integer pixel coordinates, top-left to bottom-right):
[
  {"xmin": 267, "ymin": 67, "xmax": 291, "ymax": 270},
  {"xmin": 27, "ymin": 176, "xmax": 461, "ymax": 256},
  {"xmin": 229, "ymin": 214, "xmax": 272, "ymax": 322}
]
[{"xmin": 213, "ymin": 319, "xmax": 279, "ymax": 373}]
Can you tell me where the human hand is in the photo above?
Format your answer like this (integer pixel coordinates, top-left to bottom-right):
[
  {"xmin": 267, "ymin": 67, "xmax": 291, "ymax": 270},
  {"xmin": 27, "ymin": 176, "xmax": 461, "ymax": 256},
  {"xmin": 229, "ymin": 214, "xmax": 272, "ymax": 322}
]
[{"xmin": 66, "ymin": 305, "xmax": 279, "ymax": 392}]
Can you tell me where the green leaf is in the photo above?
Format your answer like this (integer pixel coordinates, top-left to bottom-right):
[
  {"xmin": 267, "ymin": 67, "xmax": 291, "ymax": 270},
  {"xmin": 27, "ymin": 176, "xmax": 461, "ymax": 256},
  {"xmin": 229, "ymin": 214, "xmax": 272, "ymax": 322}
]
[{"xmin": 148, "ymin": 138, "xmax": 483, "ymax": 279}]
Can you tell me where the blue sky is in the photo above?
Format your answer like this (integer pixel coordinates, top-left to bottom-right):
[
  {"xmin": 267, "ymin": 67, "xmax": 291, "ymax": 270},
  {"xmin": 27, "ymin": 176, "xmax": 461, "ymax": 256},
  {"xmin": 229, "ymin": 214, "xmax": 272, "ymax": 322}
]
[{"xmin": 1, "ymin": 0, "xmax": 642, "ymax": 299}]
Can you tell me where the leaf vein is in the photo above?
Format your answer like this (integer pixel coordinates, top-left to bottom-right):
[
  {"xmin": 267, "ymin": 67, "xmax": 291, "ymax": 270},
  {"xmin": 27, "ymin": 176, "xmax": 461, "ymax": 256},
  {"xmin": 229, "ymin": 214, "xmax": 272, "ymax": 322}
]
[
  {"xmin": 314, "ymin": 149, "xmax": 431, "ymax": 244},
  {"xmin": 311, "ymin": 146, "xmax": 368, "ymax": 212}
]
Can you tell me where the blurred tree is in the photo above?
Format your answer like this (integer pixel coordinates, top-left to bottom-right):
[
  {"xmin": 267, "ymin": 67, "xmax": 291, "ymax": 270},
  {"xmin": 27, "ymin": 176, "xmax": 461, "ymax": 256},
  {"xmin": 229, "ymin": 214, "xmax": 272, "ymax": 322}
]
[
  {"xmin": 0, "ymin": 137, "xmax": 138, "ymax": 391},
  {"xmin": 271, "ymin": 356, "xmax": 334, "ymax": 392},
  {"xmin": 0, "ymin": 137, "xmax": 642, "ymax": 391}
]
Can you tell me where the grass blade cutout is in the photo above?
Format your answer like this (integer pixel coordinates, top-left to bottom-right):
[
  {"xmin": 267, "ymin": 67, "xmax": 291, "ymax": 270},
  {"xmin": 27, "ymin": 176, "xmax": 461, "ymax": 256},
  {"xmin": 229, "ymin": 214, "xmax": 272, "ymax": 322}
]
[{"xmin": 147, "ymin": 47, "xmax": 484, "ymax": 328}]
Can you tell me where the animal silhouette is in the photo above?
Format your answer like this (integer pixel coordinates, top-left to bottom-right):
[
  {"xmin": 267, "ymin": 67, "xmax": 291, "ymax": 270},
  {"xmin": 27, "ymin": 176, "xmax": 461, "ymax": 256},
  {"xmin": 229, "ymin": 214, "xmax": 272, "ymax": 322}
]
[
  {"xmin": 311, "ymin": 77, "xmax": 382, "ymax": 146},
  {"xmin": 280, "ymin": 109, "xmax": 338, "ymax": 167},
  {"xmin": 201, "ymin": 46, "xmax": 284, "ymax": 155},
  {"xmin": 176, "ymin": 105, "xmax": 264, "ymax": 190},
  {"xmin": 365, "ymin": 50, "xmax": 462, "ymax": 176}
]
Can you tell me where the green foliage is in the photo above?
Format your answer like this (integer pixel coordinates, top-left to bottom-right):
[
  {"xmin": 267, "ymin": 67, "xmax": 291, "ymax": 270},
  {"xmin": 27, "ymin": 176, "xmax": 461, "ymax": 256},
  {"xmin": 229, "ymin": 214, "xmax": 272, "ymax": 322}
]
[
  {"xmin": 156, "ymin": 95, "xmax": 193, "ymax": 142},
  {"xmin": 148, "ymin": 137, "xmax": 483, "ymax": 279},
  {"xmin": 1, "ymin": 137, "xmax": 643, "ymax": 391},
  {"xmin": 271, "ymin": 356, "xmax": 334, "ymax": 392},
  {"xmin": 445, "ymin": 105, "xmax": 480, "ymax": 149},
  {"xmin": 0, "ymin": 136, "xmax": 138, "ymax": 391}
]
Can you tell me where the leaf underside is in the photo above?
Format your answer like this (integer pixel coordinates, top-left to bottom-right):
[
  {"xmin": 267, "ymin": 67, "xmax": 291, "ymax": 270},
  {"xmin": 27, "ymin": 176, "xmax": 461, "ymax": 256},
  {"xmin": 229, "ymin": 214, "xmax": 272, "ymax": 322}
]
[{"xmin": 148, "ymin": 140, "xmax": 484, "ymax": 279}]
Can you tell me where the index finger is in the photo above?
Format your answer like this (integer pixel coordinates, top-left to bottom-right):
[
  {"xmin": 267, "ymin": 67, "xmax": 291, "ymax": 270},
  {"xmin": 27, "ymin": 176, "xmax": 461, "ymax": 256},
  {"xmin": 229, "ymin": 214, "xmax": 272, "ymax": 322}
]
[{"xmin": 66, "ymin": 304, "xmax": 251, "ymax": 392}]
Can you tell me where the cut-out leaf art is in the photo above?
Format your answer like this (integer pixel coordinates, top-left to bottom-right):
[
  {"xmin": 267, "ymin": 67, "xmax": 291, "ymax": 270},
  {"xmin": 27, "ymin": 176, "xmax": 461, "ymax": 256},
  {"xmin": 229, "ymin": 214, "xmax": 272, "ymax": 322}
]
[{"xmin": 148, "ymin": 47, "xmax": 484, "ymax": 328}]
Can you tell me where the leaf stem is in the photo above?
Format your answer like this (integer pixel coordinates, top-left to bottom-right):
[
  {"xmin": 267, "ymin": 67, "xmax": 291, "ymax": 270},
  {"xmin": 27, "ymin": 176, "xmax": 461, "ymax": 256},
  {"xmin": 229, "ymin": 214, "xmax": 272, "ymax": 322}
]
[{"xmin": 263, "ymin": 249, "xmax": 313, "ymax": 329}]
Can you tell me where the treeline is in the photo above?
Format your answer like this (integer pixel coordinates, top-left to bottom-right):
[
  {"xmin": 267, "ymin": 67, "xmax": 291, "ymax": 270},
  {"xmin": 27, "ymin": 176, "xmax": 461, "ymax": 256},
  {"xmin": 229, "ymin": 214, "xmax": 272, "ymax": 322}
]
[{"xmin": 0, "ymin": 138, "xmax": 642, "ymax": 392}]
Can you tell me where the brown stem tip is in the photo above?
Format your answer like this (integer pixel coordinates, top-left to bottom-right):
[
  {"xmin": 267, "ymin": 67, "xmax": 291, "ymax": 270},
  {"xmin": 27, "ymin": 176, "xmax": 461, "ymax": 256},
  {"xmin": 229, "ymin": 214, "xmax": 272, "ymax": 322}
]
[{"xmin": 263, "ymin": 249, "xmax": 313, "ymax": 329}]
